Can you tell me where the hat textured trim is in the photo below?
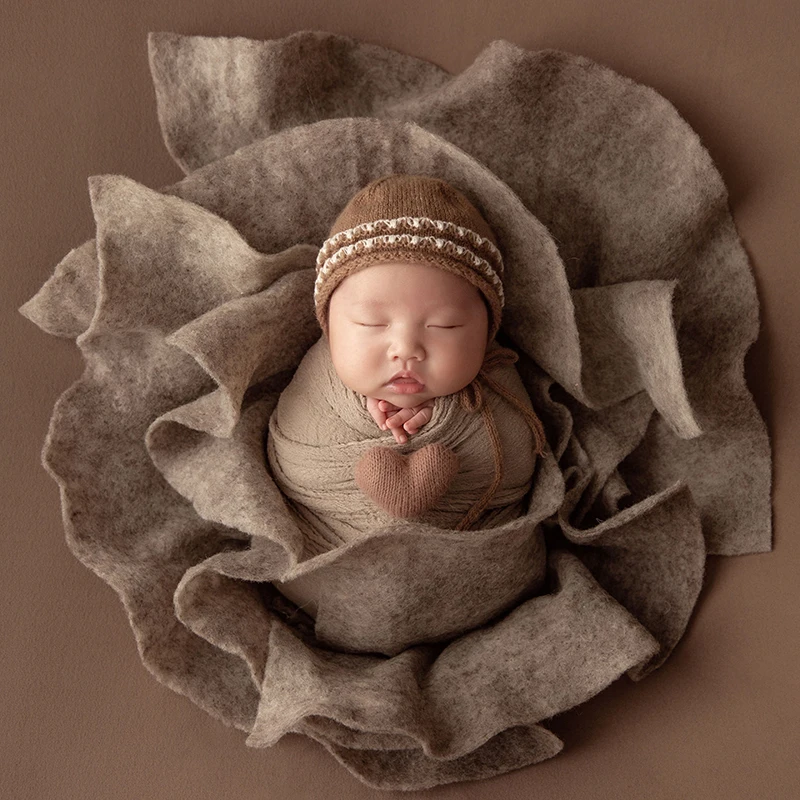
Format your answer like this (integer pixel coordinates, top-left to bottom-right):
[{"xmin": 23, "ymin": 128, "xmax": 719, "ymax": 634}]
[
  {"xmin": 317, "ymin": 216, "xmax": 504, "ymax": 273},
  {"xmin": 315, "ymin": 223, "xmax": 505, "ymax": 306}
]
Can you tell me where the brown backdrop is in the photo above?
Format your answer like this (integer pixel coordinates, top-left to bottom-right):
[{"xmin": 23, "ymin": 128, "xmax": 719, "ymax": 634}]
[{"xmin": 2, "ymin": 1, "xmax": 798, "ymax": 798}]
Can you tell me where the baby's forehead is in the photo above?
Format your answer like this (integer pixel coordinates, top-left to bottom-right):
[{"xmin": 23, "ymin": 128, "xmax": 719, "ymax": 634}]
[
  {"xmin": 328, "ymin": 260, "xmax": 487, "ymax": 320},
  {"xmin": 344, "ymin": 287, "xmax": 471, "ymax": 311},
  {"xmin": 346, "ymin": 262, "xmax": 473, "ymax": 295}
]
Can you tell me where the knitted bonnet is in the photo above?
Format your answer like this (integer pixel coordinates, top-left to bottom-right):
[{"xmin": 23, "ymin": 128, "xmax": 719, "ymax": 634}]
[{"xmin": 314, "ymin": 174, "xmax": 505, "ymax": 340}]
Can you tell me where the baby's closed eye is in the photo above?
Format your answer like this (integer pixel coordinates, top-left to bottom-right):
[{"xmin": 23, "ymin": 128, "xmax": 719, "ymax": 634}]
[{"xmin": 353, "ymin": 322, "xmax": 462, "ymax": 328}]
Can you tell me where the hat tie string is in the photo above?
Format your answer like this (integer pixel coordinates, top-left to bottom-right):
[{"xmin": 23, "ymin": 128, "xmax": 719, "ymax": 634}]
[{"xmin": 454, "ymin": 346, "xmax": 547, "ymax": 530}]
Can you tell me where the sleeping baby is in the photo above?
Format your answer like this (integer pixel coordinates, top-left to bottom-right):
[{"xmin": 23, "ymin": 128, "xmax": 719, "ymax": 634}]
[{"xmin": 266, "ymin": 174, "xmax": 547, "ymax": 558}]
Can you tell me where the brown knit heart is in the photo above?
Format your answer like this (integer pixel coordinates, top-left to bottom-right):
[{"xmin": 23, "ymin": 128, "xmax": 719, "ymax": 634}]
[{"xmin": 354, "ymin": 443, "xmax": 459, "ymax": 518}]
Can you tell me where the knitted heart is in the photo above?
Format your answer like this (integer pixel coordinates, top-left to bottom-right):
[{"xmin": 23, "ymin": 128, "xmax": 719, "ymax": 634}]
[{"xmin": 354, "ymin": 443, "xmax": 459, "ymax": 518}]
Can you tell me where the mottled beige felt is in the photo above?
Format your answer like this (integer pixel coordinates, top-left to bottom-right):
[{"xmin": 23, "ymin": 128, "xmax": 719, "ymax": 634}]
[{"xmin": 18, "ymin": 30, "xmax": 770, "ymax": 792}]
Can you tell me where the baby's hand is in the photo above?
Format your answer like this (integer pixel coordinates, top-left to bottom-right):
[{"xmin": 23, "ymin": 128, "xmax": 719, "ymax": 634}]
[{"xmin": 365, "ymin": 397, "xmax": 435, "ymax": 444}]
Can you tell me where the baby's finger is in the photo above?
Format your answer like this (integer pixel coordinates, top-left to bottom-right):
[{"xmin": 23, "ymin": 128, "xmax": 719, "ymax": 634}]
[
  {"xmin": 391, "ymin": 427, "xmax": 408, "ymax": 444},
  {"xmin": 365, "ymin": 396, "xmax": 389, "ymax": 430},
  {"xmin": 403, "ymin": 406, "xmax": 434, "ymax": 434},
  {"xmin": 385, "ymin": 408, "xmax": 416, "ymax": 428}
]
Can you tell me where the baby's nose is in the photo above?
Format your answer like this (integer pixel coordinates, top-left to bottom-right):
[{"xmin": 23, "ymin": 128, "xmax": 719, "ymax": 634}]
[{"xmin": 389, "ymin": 330, "xmax": 426, "ymax": 361}]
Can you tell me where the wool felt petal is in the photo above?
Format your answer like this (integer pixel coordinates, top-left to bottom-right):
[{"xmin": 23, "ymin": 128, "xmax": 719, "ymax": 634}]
[{"xmin": 19, "ymin": 30, "xmax": 771, "ymax": 792}]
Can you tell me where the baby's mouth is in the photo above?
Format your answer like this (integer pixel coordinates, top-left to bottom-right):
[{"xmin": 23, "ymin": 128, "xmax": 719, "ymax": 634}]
[
  {"xmin": 387, "ymin": 370, "xmax": 424, "ymax": 383},
  {"xmin": 386, "ymin": 373, "xmax": 426, "ymax": 393}
]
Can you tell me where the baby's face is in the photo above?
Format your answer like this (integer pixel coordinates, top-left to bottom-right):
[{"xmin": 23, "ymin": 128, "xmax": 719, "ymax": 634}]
[{"xmin": 327, "ymin": 261, "xmax": 489, "ymax": 408}]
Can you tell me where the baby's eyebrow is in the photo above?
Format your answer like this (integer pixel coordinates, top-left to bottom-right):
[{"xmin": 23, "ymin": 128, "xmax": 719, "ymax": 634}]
[
  {"xmin": 351, "ymin": 298, "xmax": 467, "ymax": 313},
  {"xmin": 350, "ymin": 298, "xmax": 387, "ymax": 309}
]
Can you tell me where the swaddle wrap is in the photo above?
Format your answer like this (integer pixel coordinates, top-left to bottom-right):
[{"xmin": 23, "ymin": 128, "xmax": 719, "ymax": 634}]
[{"xmin": 267, "ymin": 336, "xmax": 543, "ymax": 556}]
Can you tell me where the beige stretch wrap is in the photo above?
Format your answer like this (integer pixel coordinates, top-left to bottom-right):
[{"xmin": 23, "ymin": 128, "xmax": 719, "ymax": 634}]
[{"xmin": 267, "ymin": 337, "xmax": 544, "ymax": 557}]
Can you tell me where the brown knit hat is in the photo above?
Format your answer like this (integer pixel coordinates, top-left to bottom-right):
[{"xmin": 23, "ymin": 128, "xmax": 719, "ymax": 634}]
[{"xmin": 315, "ymin": 174, "xmax": 505, "ymax": 340}]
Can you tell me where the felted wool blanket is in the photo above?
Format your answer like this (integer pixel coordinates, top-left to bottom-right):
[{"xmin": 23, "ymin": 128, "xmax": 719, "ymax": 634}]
[
  {"xmin": 266, "ymin": 336, "xmax": 540, "ymax": 557},
  {"xmin": 19, "ymin": 30, "xmax": 771, "ymax": 792}
]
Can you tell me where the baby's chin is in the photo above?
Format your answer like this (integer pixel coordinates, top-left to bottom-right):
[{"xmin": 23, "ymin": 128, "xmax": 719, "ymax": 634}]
[
  {"xmin": 369, "ymin": 377, "xmax": 479, "ymax": 406},
  {"xmin": 374, "ymin": 388, "xmax": 436, "ymax": 407}
]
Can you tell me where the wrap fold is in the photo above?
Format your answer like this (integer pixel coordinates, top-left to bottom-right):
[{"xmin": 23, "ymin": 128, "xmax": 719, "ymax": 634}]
[{"xmin": 18, "ymin": 30, "xmax": 770, "ymax": 791}]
